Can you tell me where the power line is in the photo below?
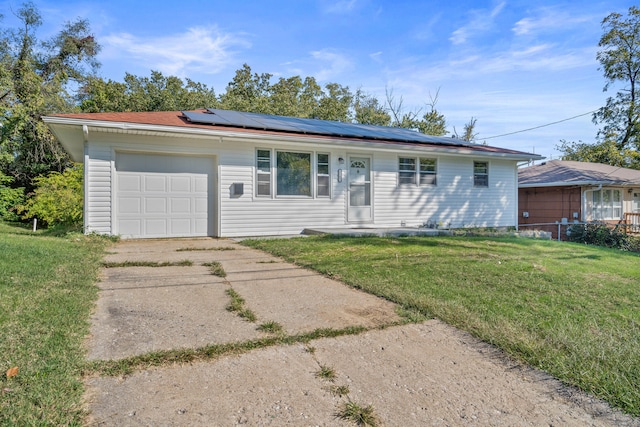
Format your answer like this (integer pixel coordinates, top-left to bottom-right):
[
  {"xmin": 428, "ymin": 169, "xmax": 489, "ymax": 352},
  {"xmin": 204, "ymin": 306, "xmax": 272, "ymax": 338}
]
[{"xmin": 482, "ymin": 110, "xmax": 598, "ymax": 140}]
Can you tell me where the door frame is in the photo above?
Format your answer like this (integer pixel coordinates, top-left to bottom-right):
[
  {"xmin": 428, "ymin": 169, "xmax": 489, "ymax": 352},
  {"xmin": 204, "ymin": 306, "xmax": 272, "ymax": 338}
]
[{"xmin": 346, "ymin": 154, "xmax": 373, "ymax": 223}]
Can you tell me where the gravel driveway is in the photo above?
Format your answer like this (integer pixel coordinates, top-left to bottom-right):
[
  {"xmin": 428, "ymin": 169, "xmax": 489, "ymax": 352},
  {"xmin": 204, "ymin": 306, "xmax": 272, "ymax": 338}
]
[{"xmin": 84, "ymin": 238, "xmax": 638, "ymax": 426}]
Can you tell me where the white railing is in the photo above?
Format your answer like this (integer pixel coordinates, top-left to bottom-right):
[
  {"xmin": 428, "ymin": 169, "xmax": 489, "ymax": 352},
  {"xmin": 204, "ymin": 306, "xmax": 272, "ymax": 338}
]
[{"xmin": 625, "ymin": 213, "xmax": 640, "ymax": 234}]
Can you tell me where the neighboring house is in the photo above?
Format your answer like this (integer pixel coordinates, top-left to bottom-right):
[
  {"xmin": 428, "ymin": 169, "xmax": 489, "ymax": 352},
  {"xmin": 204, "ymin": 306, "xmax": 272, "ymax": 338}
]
[
  {"xmin": 518, "ymin": 160, "xmax": 640, "ymax": 238},
  {"xmin": 43, "ymin": 108, "xmax": 540, "ymax": 239}
]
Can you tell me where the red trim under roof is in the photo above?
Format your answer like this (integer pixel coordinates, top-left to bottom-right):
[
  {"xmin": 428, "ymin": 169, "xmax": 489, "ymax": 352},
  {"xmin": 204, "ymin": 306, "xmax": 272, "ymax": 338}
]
[{"xmin": 48, "ymin": 110, "xmax": 535, "ymax": 156}]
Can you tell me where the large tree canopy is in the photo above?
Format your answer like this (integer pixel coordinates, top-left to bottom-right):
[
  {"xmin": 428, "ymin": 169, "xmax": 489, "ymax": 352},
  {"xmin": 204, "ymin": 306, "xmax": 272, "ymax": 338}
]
[
  {"xmin": 0, "ymin": 1, "xmax": 100, "ymax": 188},
  {"xmin": 560, "ymin": 6, "xmax": 640, "ymax": 169}
]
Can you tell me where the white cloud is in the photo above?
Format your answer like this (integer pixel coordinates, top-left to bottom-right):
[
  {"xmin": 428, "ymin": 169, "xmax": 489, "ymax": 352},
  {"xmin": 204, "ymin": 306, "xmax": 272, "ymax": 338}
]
[
  {"xmin": 310, "ymin": 49, "xmax": 354, "ymax": 81},
  {"xmin": 513, "ymin": 8, "xmax": 594, "ymax": 36},
  {"xmin": 101, "ymin": 26, "xmax": 250, "ymax": 77},
  {"xmin": 450, "ymin": 1, "xmax": 506, "ymax": 45}
]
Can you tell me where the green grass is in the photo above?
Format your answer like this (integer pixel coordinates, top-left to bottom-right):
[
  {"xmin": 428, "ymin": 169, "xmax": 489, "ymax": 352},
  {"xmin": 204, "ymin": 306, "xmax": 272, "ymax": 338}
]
[
  {"xmin": 103, "ymin": 260, "xmax": 193, "ymax": 267},
  {"xmin": 203, "ymin": 261, "xmax": 226, "ymax": 277},
  {"xmin": 176, "ymin": 246, "xmax": 235, "ymax": 252},
  {"xmin": 315, "ymin": 365, "xmax": 337, "ymax": 381},
  {"xmin": 244, "ymin": 235, "xmax": 640, "ymax": 416},
  {"xmin": 336, "ymin": 401, "xmax": 379, "ymax": 426},
  {"xmin": 257, "ymin": 321, "xmax": 284, "ymax": 334},
  {"xmin": 225, "ymin": 288, "xmax": 257, "ymax": 322},
  {"xmin": 0, "ymin": 222, "xmax": 111, "ymax": 426}
]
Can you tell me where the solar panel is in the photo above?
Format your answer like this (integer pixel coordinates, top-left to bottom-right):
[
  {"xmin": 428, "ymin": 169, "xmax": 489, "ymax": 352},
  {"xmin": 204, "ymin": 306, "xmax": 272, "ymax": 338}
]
[{"xmin": 182, "ymin": 109, "xmax": 472, "ymax": 147}]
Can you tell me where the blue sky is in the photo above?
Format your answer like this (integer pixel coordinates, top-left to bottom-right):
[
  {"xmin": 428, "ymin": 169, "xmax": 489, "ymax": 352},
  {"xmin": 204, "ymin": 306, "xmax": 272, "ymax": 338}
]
[{"xmin": 2, "ymin": 0, "xmax": 635, "ymax": 159}]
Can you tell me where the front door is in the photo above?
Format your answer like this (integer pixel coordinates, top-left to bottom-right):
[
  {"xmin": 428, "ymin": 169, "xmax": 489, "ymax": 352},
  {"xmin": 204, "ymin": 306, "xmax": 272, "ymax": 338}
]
[
  {"xmin": 634, "ymin": 192, "xmax": 640, "ymax": 213},
  {"xmin": 347, "ymin": 156, "xmax": 372, "ymax": 222}
]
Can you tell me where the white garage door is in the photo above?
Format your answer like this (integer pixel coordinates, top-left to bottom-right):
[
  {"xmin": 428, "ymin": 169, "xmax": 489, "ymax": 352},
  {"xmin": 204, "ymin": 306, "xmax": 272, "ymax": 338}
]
[{"xmin": 115, "ymin": 152, "xmax": 213, "ymax": 238}]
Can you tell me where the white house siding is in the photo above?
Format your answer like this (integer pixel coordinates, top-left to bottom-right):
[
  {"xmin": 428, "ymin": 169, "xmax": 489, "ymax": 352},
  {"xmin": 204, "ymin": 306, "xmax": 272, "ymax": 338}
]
[
  {"xmin": 85, "ymin": 143, "xmax": 113, "ymax": 235},
  {"xmin": 82, "ymin": 129, "xmax": 519, "ymax": 238},
  {"xmin": 373, "ymin": 154, "xmax": 517, "ymax": 229},
  {"xmin": 217, "ymin": 141, "xmax": 349, "ymax": 237}
]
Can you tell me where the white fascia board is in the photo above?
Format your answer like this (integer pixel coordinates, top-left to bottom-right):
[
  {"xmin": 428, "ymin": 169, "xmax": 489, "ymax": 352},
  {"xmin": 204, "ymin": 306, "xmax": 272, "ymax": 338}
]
[{"xmin": 42, "ymin": 116, "xmax": 542, "ymax": 161}]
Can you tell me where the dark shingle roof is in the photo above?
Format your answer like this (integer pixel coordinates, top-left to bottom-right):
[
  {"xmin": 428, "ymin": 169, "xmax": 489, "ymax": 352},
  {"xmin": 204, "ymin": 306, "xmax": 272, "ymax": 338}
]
[{"xmin": 519, "ymin": 160, "xmax": 640, "ymax": 187}]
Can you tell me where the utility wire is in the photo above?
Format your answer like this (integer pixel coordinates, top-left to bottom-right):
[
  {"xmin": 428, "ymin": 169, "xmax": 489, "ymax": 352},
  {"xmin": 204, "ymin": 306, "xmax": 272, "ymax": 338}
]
[{"xmin": 482, "ymin": 110, "xmax": 598, "ymax": 140}]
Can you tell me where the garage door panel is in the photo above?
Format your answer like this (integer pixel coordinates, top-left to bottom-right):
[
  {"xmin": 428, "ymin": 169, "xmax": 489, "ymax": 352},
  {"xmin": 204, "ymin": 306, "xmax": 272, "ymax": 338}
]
[
  {"xmin": 170, "ymin": 198, "xmax": 191, "ymax": 213},
  {"xmin": 145, "ymin": 198, "xmax": 167, "ymax": 214},
  {"xmin": 119, "ymin": 198, "xmax": 141, "ymax": 214},
  {"xmin": 119, "ymin": 219, "xmax": 142, "ymax": 236},
  {"xmin": 115, "ymin": 153, "xmax": 214, "ymax": 238},
  {"xmin": 170, "ymin": 176, "xmax": 191, "ymax": 192},
  {"xmin": 118, "ymin": 175, "xmax": 141, "ymax": 192},
  {"xmin": 145, "ymin": 175, "xmax": 167, "ymax": 192}
]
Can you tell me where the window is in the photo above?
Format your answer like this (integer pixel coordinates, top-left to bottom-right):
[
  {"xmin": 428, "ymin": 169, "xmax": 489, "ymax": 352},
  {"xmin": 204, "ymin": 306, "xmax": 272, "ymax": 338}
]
[
  {"xmin": 398, "ymin": 157, "xmax": 416, "ymax": 185},
  {"xmin": 276, "ymin": 151, "xmax": 311, "ymax": 196},
  {"xmin": 399, "ymin": 157, "xmax": 437, "ymax": 186},
  {"xmin": 591, "ymin": 189, "xmax": 622, "ymax": 220},
  {"xmin": 256, "ymin": 149, "xmax": 271, "ymax": 196},
  {"xmin": 317, "ymin": 153, "xmax": 330, "ymax": 197},
  {"xmin": 419, "ymin": 158, "xmax": 437, "ymax": 185},
  {"xmin": 473, "ymin": 161, "xmax": 489, "ymax": 187}
]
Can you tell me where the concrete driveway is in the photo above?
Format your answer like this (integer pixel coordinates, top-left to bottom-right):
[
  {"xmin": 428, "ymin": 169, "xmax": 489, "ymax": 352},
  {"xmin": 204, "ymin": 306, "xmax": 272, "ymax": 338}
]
[{"xmin": 84, "ymin": 238, "xmax": 637, "ymax": 426}]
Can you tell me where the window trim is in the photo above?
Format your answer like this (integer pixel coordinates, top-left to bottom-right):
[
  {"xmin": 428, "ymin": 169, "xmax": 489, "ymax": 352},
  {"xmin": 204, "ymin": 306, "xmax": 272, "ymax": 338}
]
[
  {"xmin": 316, "ymin": 153, "xmax": 331, "ymax": 198},
  {"xmin": 255, "ymin": 148, "xmax": 272, "ymax": 197},
  {"xmin": 473, "ymin": 161, "xmax": 489, "ymax": 188},
  {"xmin": 591, "ymin": 188, "xmax": 623, "ymax": 220},
  {"xmin": 398, "ymin": 156, "xmax": 437, "ymax": 186},
  {"xmin": 276, "ymin": 150, "xmax": 313, "ymax": 198}
]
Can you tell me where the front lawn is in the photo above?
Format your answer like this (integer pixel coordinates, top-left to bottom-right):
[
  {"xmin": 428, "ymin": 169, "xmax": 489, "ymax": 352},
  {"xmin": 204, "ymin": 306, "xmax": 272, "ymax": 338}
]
[
  {"xmin": 0, "ymin": 223, "xmax": 110, "ymax": 426},
  {"xmin": 244, "ymin": 235, "xmax": 640, "ymax": 416}
]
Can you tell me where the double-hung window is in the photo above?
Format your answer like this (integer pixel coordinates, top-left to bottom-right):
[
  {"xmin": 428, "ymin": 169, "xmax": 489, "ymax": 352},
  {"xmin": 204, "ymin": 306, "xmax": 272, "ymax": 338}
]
[
  {"xmin": 256, "ymin": 149, "xmax": 271, "ymax": 196},
  {"xmin": 419, "ymin": 158, "xmax": 437, "ymax": 185},
  {"xmin": 316, "ymin": 153, "xmax": 330, "ymax": 197},
  {"xmin": 399, "ymin": 157, "xmax": 437, "ymax": 186},
  {"xmin": 473, "ymin": 161, "xmax": 489, "ymax": 187}
]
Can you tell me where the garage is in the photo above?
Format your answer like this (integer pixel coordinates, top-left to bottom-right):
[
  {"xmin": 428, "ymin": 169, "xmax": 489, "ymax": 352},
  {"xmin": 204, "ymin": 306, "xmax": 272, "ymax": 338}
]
[{"xmin": 115, "ymin": 152, "xmax": 214, "ymax": 238}]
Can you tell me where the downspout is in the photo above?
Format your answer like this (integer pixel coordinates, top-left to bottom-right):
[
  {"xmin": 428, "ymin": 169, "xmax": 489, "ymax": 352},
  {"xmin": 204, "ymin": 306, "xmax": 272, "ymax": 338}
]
[{"xmin": 582, "ymin": 184, "xmax": 602, "ymax": 222}]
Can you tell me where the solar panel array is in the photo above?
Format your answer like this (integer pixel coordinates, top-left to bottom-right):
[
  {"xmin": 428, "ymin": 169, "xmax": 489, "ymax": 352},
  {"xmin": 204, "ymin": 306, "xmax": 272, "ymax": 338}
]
[{"xmin": 181, "ymin": 109, "xmax": 471, "ymax": 146}]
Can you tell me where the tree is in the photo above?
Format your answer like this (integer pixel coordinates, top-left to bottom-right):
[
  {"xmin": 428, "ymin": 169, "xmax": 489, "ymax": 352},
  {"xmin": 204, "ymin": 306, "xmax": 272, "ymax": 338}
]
[
  {"xmin": 454, "ymin": 117, "xmax": 479, "ymax": 142},
  {"xmin": 385, "ymin": 88, "xmax": 447, "ymax": 136},
  {"xmin": 593, "ymin": 6, "xmax": 640, "ymax": 151},
  {"xmin": 0, "ymin": 2, "xmax": 100, "ymax": 189},
  {"xmin": 557, "ymin": 6, "xmax": 640, "ymax": 169},
  {"xmin": 79, "ymin": 71, "xmax": 218, "ymax": 112},
  {"xmin": 353, "ymin": 89, "xmax": 391, "ymax": 126},
  {"xmin": 557, "ymin": 139, "xmax": 640, "ymax": 169}
]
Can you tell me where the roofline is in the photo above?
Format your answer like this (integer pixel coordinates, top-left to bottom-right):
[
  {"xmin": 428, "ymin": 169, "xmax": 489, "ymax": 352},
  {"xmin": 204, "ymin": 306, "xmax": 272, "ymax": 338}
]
[
  {"xmin": 43, "ymin": 115, "xmax": 543, "ymax": 161},
  {"xmin": 519, "ymin": 181, "xmax": 640, "ymax": 188}
]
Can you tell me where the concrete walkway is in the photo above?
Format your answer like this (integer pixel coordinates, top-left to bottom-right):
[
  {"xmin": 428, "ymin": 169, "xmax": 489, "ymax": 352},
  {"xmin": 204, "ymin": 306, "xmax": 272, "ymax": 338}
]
[{"xmin": 84, "ymin": 238, "xmax": 637, "ymax": 426}]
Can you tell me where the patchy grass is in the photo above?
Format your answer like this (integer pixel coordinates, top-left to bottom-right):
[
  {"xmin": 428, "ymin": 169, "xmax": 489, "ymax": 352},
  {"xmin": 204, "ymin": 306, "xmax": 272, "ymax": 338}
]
[
  {"xmin": 257, "ymin": 321, "xmax": 284, "ymax": 334},
  {"xmin": 103, "ymin": 260, "xmax": 193, "ymax": 268},
  {"xmin": 225, "ymin": 288, "xmax": 257, "ymax": 322},
  {"xmin": 176, "ymin": 246, "xmax": 235, "ymax": 252},
  {"xmin": 203, "ymin": 261, "xmax": 226, "ymax": 277},
  {"xmin": 336, "ymin": 401, "xmax": 380, "ymax": 426},
  {"xmin": 325, "ymin": 384, "xmax": 350, "ymax": 397},
  {"xmin": 315, "ymin": 365, "xmax": 337, "ymax": 382},
  {"xmin": 85, "ymin": 325, "xmax": 369, "ymax": 377},
  {"xmin": 244, "ymin": 235, "xmax": 640, "ymax": 416},
  {"xmin": 0, "ymin": 222, "xmax": 111, "ymax": 425}
]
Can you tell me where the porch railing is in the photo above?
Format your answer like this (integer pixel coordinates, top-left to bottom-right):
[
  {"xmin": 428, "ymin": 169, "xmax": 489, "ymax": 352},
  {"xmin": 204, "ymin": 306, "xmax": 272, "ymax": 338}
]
[{"xmin": 625, "ymin": 213, "xmax": 640, "ymax": 234}]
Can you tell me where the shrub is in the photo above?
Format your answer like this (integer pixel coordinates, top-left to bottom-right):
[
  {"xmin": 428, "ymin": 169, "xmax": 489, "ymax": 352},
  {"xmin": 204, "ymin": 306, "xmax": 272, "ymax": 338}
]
[
  {"xmin": 0, "ymin": 172, "xmax": 25, "ymax": 221},
  {"xmin": 18, "ymin": 164, "xmax": 83, "ymax": 227},
  {"xmin": 567, "ymin": 223, "xmax": 638, "ymax": 252}
]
